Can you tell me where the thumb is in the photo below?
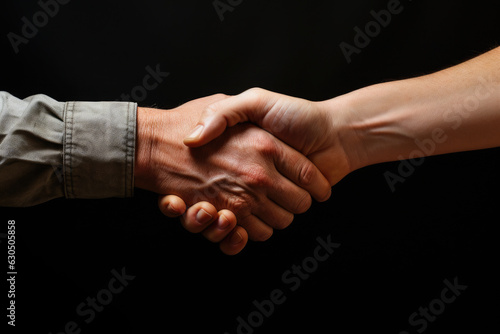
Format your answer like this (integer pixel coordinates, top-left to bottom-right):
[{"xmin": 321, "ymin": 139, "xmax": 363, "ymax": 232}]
[
  {"xmin": 183, "ymin": 114, "xmax": 232, "ymax": 148},
  {"xmin": 183, "ymin": 88, "xmax": 276, "ymax": 147}
]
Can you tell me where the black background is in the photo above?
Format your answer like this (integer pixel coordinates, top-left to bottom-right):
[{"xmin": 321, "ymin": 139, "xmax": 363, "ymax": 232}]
[{"xmin": 1, "ymin": 0, "xmax": 499, "ymax": 333}]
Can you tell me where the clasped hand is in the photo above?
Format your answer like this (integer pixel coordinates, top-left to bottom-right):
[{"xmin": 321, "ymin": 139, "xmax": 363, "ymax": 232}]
[
  {"xmin": 135, "ymin": 92, "xmax": 344, "ymax": 255},
  {"xmin": 141, "ymin": 89, "xmax": 355, "ymax": 255},
  {"xmin": 135, "ymin": 48, "xmax": 500, "ymax": 255}
]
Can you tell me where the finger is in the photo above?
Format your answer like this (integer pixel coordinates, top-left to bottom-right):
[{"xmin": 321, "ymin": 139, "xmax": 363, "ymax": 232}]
[
  {"xmin": 202, "ymin": 210, "xmax": 237, "ymax": 243},
  {"xmin": 219, "ymin": 226, "xmax": 249, "ymax": 256},
  {"xmin": 238, "ymin": 214, "xmax": 274, "ymax": 242},
  {"xmin": 253, "ymin": 200, "xmax": 295, "ymax": 230},
  {"xmin": 273, "ymin": 142, "xmax": 332, "ymax": 202},
  {"xmin": 158, "ymin": 195, "xmax": 187, "ymax": 217},
  {"xmin": 180, "ymin": 202, "xmax": 218, "ymax": 234},
  {"xmin": 183, "ymin": 87, "xmax": 277, "ymax": 147}
]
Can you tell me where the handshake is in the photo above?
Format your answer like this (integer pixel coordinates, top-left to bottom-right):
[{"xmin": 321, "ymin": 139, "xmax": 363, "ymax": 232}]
[
  {"xmin": 134, "ymin": 48, "xmax": 500, "ymax": 255},
  {"xmin": 135, "ymin": 88, "xmax": 353, "ymax": 255}
]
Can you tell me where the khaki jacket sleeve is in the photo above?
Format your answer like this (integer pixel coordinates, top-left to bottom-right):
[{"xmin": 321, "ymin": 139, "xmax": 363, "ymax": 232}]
[{"xmin": 0, "ymin": 92, "xmax": 137, "ymax": 207}]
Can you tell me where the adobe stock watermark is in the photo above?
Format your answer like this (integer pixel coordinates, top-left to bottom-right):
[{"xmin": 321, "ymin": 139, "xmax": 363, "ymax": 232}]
[
  {"xmin": 224, "ymin": 234, "xmax": 341, "ymax": 334},
  {"xmin": 384, "ymin": 74, "xmax": 498, "ymax": 192},
  {"xmin": 339, "ymin": 0, "xmax": 407, "ymax": 64},
  {"xmin": 399, "ymin": 277, "xmax": 467, "ymax": 334},
  {"xmin": 117, "ymin": 64, "xmax": 170, "ymax": 102},
  {"xmin": 7, "ymin": 0, "xmax": 72, "ymax": 54},
  {"xmin": 213, "ymin": 0, "xmax": 243, "ymax": 22},
  {"xmin": 48, "ymin": 267, "xmax": 135, "ymax": 334}
]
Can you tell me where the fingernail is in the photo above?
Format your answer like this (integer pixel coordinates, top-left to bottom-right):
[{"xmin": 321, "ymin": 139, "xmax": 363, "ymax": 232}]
[
  {"xmin": 196, "ymin": 209, "xmax": 213, "ymax": 225},
  {"xmin": 230, "ymin": 231, "xmax": 243, "ymax": 245},
  {"xmin": 217, "ymin": 215, "xmax": 230, "ymax": 230},
  {"xmin": 167, "ymin": 203, "xmax": 181, "ymax": 215},
  {"xmin": 185, "ymin": 124, "xmax": 204, "ymax": 141}
]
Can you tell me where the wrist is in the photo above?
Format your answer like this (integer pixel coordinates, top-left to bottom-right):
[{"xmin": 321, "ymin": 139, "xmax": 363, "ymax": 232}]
[
  {"xmin": 135, "ymin": 107, "xmax": 157, "ymax": 190},
  {"xmin": 332, "ymin": 80, "xmax": 419, "ymax": 169}
]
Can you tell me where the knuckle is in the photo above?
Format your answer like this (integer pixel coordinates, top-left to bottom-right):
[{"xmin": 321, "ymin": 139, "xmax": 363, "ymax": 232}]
[
  {"xmin": 294, "ymin": 192, "xmax": 312, "ymax": 214},
  {"xmin": 253, "ymin": 133, "xmax": 277, "ymax": 156},
  {"xmin": 204, "ymin": 103, "xmax": 219, "ymax": 115},
  {"xmin": 243, "ymin": 165, "xmax": 273, "ymax": 188},
  {"xmin": 298, "ymin": 162, "xmax": 316, "ymax": 186},
  {"xmin": 213, "ymin": 93, "xmax": 228, "ymax": 99},
  {"xmin": 227, "ymin": 196, "xmax": 252, "ymax": 216},
  {"xmin": 246, "ymin": 87, "xmax": 265, "ymax": 96}
]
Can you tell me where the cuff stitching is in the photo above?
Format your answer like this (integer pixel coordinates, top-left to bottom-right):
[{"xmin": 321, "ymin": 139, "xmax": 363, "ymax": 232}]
[{"xmin": 63, "ymin": 101, "xmax": 75, "ymax": 198}]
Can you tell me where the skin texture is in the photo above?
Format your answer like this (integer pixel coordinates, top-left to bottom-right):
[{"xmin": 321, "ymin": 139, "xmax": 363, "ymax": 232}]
[
  {"xmin": 157, "ymin": 197, "xmax": 246, "ymax": 255},
  {"xmin": 183, "ymin": 90, "xmax": 353, "ymax": 186},
  {"xmin": 161, "ymin": 47, "xmax": 500, "ymax": 254},
  {"xmin": 134, "ymin": 95, "xmax": 331, "ymax": 254}
]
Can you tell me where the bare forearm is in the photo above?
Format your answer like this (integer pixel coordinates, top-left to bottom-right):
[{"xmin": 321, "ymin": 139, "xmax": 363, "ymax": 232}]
[{"xmin": 333, "ymin": 47, "xmax": 500, "ymax": 170}]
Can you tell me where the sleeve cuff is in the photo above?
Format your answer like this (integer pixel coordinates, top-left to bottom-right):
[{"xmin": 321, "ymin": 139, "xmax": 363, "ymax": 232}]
[{"xmin": 63, "ymin": 101, "xmax": 137, "ymax": 200}]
